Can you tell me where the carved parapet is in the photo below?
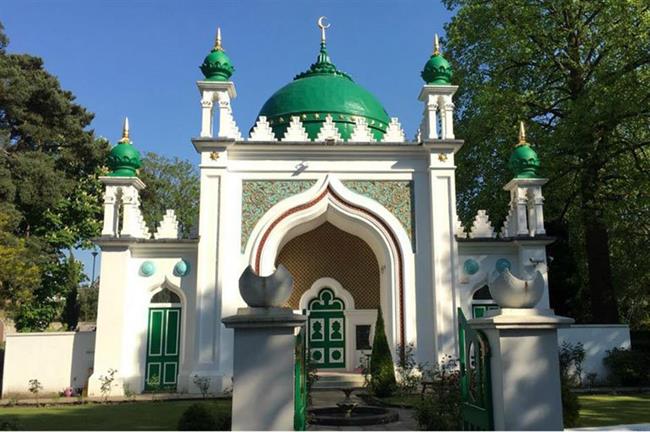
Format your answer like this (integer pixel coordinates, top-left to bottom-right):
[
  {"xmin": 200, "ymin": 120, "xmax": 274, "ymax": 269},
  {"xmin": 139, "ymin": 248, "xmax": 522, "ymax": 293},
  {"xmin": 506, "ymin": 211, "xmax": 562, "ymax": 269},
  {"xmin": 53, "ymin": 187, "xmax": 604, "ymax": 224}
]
[
  {"xmin": 348, "ymin": 117, "xmax": 375, "ymax": 142},
  {"xmin": 469, "ymin": 210, "xmax": 495, "ymax": 238},
  {"xmin": 382, "ymin": 117, "xmax": 406, "ymax": 143},
  {"xmin": 282, "ymin": 116, "xmax": 310, "ymax": 141},
  {"xmin": 316, "ymin": 114, "xmax": 343, "ymax": 142},
  {"xmin": 155, "ymin": 209, "xmax": 180, "ymax": 239},
  {"xmin": 249, "ymin": 116, "xmax": 277, "ymax": 141}
]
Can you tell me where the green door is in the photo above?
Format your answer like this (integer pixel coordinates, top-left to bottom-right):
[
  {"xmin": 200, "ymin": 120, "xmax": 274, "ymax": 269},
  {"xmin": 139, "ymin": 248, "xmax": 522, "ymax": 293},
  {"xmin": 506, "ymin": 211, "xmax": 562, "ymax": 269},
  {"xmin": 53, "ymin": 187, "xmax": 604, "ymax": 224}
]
[
  {"xmin": 145, "ymin": 307, "xmax": 181, "ymax": 391},
  {"xmin": 308, "ymin": 288, "xmax": 345, "ymax": 369}
]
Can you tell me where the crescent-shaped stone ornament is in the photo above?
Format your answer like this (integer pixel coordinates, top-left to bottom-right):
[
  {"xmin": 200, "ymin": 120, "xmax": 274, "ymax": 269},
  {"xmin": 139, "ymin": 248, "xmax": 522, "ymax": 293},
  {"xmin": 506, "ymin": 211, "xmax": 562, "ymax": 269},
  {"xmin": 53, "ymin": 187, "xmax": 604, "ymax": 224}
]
[{"xmin": 317, "ymin": 16, "xmax": 331, "ymax": 42}]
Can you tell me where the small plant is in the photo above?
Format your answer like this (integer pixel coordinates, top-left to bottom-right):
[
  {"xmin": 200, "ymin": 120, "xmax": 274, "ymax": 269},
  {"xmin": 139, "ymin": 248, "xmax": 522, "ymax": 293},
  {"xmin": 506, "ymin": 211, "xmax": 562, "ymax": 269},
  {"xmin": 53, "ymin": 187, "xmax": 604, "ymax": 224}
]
[
  {"xmin": 603, "ymin": 348, "xmax": 650, "ymax": 387},
  {"xmin": 559, "ymin": 342, "xmax": 585, "ymax": 387},
  {"xmin": 62, "ymin": 387, "xmax": 74, "ymax": 397},
  {"xmin": 193, "ymin": 375, "xmax": 211, "ymax": 399},
  {"xmin": 28, "ymin": 379, "xmax": 43, "ymax": 404},
  {"xmin": 395, "ymin": 342, "xmax": 426, "ymax": 397},
  {"xmin": 586, "ymin": 372, "xmax": 598, "ymax": 388},
  {"xmin": 5, "ymin": 393, "xmax": 19, "ymax": 407},
  {"xmin": 177, "ymin": 403, "xmax": 217, "ymax": 430},
  {"xmin": 414, "ymin": 355, "xmax": 461, "ymax": 430},
  {"xmin": 98, "ymin": 368, "xmax": 117, "ymax": 401},
  {"xmin": 123, "ymin": 383, "xmax": 136, "ymax": 401}
]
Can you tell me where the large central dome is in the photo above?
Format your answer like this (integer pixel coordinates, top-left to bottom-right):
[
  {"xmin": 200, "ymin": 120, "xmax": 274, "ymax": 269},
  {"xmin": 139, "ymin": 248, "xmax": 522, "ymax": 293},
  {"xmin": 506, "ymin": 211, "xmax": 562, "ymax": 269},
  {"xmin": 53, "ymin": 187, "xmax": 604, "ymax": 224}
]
[{"xmin": 255, "ymin": 40, "xmax": 390, "ymax": 141}]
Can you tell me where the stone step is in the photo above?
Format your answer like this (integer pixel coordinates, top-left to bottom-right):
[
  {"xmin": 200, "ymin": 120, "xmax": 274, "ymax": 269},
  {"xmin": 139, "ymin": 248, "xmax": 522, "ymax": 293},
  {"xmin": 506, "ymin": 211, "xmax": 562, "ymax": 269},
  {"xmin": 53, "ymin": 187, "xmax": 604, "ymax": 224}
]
[{"xmin": 313, "ymin": 371, "xmax": 367, "ymax": 390}]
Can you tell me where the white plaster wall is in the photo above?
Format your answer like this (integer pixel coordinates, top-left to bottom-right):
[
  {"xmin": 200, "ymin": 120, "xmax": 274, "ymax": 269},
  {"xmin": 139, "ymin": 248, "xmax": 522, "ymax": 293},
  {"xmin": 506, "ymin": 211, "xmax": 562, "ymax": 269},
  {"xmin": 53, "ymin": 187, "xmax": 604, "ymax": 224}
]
[
  {"xmin": 558, "ymin": 324, "xmax": 631, "ymax": 381},
  {"xmin": 2, "ymin": 332, "xmax": 95, "ymax": 396}
]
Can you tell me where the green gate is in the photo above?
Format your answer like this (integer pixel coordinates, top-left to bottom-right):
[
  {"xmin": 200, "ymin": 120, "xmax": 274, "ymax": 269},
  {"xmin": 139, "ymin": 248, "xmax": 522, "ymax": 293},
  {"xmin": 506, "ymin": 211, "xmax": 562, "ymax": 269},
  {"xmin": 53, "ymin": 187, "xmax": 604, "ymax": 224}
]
[
  {"xmin": 308, "ymin": 288, "xmax": 345, "ymax": 368},
  {"xmin": 458, "ymin": 308, "xmax": 493, "ymax": 430},
  {"xmin": 145, "ymin": 307, "xmax": 181, "ymax": 391},
  {"xmin": 294, "ymin": 326, "xmax": 307, "ymax": 431}
]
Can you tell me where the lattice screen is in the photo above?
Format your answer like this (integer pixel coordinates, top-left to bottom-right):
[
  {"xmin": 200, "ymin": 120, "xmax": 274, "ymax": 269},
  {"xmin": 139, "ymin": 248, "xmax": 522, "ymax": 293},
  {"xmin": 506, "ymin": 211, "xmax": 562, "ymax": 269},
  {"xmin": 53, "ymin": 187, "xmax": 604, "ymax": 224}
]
[{"xmin": 277, "ymin": 222, "xmax": 380, "ymax": 309}]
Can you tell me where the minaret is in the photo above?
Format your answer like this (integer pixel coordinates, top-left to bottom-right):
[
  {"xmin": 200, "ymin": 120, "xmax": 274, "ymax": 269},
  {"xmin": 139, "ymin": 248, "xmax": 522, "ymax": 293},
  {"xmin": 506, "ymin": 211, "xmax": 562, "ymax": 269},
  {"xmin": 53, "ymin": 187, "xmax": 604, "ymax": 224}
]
[
  {"xmin": 99, "ymin": 117, "xmax": 148, "ymax": 238},
  {"xmin": 418, "ymin": 33, "xmax": 457, "ymax": 141},
  {"xmin": 197, "ymin": 27, "xmax": 241, "ymax": 140},
  {"xmin": 503, "ymin": 121, "xmax": 547, "ymax": 237}
]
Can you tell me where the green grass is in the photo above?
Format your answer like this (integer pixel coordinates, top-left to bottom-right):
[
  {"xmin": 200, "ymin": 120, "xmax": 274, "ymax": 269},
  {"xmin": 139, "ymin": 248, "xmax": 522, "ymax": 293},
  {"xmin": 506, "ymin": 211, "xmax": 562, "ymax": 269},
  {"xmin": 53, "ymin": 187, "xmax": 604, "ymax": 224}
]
[
  {"xmin": 0, "ymin": 399, "xmax": 231, "ymax": 431},
  {"xmin": 578, "ymin": 394, "xmax": 650, "ymax": 427}
]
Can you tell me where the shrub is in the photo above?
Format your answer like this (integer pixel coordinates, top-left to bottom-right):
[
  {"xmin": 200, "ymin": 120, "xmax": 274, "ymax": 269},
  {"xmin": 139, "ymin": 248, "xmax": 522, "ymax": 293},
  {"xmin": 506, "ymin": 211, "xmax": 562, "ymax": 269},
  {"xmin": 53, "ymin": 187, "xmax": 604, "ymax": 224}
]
[
  {"xmin": 0, "ymin": 418, "xmax": 22, "ymax": 431},
  {"xmin": 559, "ymin": 342, "xmax": 585, "ymax": 387},
  {"xmin": 395, "ymin": 342, "xmax": 424, "ymax": 396},
  {"xmin": 214, "ymin": 411, "xmax": 232, "ymax": 431},
  {"xmin": 603, "ymin": 348, "xmax": 650, "ymax": 386},
  {"xmin": 561, "ymin": 374, "xmax": 580, "ymax": 428},
  {"xmin": 414, "ymin": 356, "xmax": 460, "ymax": 430},
  {"xmin": 177, "ymin": 403, "xmax": 217, "ymax": 431},
  {"xmin": 192, "ymin": 375, "xmax": 211, "ymax": 399},
  {"xmin": 369, "ymin": 308, "xmax": 396, "ymax": 397}
]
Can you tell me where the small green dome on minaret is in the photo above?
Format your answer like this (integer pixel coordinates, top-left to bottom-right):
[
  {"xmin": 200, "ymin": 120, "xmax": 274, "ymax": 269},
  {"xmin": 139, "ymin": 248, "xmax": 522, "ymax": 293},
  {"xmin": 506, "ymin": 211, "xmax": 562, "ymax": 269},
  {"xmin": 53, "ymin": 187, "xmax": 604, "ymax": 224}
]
[
  {"xmin": 421, "ymin": 34, "xmax": 453, "ymax": 85},
  {"xmin": 200, "ymin": 27, "xmax": 234, "ymax": 81},
  {"xmin": 508, "ymin": 121, "xmax": 541, "ymax": 178},
  {"xmin": 107, "ymin": 117, "xmax": 142, "ymax": 177}
]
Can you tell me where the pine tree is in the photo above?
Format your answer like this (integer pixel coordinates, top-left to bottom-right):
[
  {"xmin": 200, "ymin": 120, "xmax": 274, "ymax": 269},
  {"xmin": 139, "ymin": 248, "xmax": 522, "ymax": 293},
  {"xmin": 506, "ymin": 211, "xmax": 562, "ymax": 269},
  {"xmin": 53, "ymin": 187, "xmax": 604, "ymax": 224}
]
[{"xmin": 370, "ymin": 308, "xmax": 397, "ymax": 397}]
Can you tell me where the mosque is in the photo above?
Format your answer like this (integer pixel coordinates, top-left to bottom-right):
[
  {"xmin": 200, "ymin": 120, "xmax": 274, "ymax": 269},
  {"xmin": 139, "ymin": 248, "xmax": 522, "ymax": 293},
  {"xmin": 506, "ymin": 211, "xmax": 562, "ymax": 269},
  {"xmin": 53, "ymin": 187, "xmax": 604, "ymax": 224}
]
[{"xmin": 85, "ymin": 19, "xmax": 552, "ymax": 396}]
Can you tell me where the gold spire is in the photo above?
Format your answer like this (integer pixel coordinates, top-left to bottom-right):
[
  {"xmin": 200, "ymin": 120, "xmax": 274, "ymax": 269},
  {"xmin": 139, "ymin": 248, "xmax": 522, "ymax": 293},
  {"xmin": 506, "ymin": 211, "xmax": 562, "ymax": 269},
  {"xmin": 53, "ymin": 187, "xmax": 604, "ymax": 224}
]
[
  {"xmin": 214, "ymin": 27, "xmax": 223, "ymax": 51},
  {"xmin": 518, "ymin": 121, "xmax": 527, "ymax": 146},
  {"xmin": 317, "ymin": 16, "xmax": 330, "ymax": 43},
  {"xmin": 433, "ymin": 33, "xmax": 440, "ymax": 56},
  {"xmin": 119, "ymin": 117, "xmax": 130, "ymax": 143}
]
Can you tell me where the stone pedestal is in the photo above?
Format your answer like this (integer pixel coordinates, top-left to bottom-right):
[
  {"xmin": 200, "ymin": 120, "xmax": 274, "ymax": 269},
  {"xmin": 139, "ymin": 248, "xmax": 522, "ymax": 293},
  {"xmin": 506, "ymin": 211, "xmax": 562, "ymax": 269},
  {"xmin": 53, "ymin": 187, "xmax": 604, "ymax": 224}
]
[
  {"xmin": 470, "ymin": 308, "xmax": 573, "ymax": 431},
  {"xmin": 222, "ymin": 307, "xmax": 306, "ymax": 431}
]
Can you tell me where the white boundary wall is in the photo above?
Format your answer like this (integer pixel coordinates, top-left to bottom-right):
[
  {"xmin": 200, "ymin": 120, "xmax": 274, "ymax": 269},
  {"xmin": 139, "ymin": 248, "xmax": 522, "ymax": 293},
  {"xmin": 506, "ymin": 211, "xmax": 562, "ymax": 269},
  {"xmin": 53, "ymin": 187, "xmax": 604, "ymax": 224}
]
[
  {"xmin": 557, "ymin": 324, "xmax": 631, "ymax": 381},
  {"xmin": 2, "ymin": 331, "xmax": 95, "ymax": 397}
]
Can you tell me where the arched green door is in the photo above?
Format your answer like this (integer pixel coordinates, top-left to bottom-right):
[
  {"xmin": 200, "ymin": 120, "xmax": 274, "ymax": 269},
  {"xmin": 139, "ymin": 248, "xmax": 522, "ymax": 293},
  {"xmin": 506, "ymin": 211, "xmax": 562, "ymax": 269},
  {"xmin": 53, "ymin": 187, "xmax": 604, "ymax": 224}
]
[
  {"xmin": 308, "ymin": 288, "xmax": 345, "ymax": 369},
  {"xmin": 145, "ymin": 289, "xmax": 181, "ymax": 392}
]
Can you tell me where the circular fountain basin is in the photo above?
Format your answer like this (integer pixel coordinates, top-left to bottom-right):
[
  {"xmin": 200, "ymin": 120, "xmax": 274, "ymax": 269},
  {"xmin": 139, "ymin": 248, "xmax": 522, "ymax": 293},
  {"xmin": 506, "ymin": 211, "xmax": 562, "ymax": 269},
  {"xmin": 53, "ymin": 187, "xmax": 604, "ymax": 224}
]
[{"xmin": 309, "ymin": 406, "xmax": 399, "ymax": 426}]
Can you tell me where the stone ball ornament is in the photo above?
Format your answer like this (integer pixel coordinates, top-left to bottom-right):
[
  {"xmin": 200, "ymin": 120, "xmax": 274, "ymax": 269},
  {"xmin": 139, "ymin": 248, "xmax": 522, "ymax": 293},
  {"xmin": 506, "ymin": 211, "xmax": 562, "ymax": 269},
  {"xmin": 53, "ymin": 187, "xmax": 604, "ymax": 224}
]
[
  {"xmin": 140, "ymin": 261, "xmax": 155, "ymax": 277},
  {"xmin": 488, "ymin": 268, "xmax": 545, "ymax": 308},
  {"xmin": 173, "ymin": 259, "xmax": 190, "ymax": 277},
  {"xmin": 495, "ymin": 258, "xmax": 512, "ymax": 273},
  {"xmin": 239, "ymin": 265, "xmax": 294, "ymax": 308},
  {"xmin": 463, "ymin": 259, "xmax": 480, "ymax": 275}
]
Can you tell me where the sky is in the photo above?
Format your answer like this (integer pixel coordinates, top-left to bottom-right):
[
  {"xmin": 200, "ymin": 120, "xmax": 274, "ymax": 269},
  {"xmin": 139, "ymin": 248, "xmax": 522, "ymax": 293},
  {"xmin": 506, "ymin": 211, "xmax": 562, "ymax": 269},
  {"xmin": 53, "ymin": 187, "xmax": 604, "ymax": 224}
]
[{"xmin": 2, "ymin": 0, "xmax": 455, "ymax": 279}]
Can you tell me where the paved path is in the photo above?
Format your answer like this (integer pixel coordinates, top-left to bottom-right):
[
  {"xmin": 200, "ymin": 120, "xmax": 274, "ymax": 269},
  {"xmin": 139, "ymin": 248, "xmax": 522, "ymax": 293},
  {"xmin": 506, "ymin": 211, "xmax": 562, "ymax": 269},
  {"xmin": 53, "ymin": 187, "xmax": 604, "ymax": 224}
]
[{"xmin": 308, "ymin": 390, "xmax": 418, "ymax": 431}]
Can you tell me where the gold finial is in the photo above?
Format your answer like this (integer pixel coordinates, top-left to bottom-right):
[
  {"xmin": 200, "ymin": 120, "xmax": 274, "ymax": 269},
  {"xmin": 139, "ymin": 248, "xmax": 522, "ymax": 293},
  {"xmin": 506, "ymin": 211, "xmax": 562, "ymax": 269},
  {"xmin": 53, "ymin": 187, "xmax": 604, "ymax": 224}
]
[
  {"xmin": 119, "ymin": 117, "xmax": 130, "ymax": 143},
  {"xmin": 214, "ymin": 27, "xmax": 223, "ymax": 51},
  {"xmin": 518, "ymin": 121, "xmax": 527, "ymax": 145},
  {"xmin": 317, "ymin": 16, "xmax": 331, "ymax": 43},
  {"xmin": 433, "ymin": 33, "xmax": 441, "ymax": 55}
]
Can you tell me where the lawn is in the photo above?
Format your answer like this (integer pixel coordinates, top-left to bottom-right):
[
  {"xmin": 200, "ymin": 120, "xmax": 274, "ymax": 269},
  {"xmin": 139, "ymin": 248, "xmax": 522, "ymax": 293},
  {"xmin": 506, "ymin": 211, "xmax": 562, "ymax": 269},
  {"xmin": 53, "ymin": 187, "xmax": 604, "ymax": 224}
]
[
  {"xmin": 0, "ymin": 399, "xmax": 231, "ymax": 431},
  {"xmin": 578, "ymin": 394, "xmax": 650, "ymax": 427},
  {"xmin": 374, "ymin": 393, "xmax": 650, "ymax": 428}
]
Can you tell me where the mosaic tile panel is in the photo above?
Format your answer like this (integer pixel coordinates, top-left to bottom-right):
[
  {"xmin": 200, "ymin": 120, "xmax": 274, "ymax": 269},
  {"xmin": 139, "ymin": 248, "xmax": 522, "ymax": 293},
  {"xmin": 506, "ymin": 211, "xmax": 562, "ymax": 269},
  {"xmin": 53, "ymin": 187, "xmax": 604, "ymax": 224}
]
[
  {"xmin": 277, "ymin": 222, "xmax": 380, "ymax": 309},
  {"xmin": 342, "ymin": 180, "xmax": 415, "ymax": 248},
  {"xmin": 241, "ymin": 180, "xmax": 316, "ymax": 250}
]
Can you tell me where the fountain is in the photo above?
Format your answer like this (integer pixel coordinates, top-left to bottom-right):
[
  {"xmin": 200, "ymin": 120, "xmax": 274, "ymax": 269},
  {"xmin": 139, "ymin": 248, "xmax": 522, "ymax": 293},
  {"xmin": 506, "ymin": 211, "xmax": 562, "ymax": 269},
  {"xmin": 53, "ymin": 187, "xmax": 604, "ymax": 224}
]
[{"xmin": 309, "ymin": 387, "xmax": 399, "ymax": 426}]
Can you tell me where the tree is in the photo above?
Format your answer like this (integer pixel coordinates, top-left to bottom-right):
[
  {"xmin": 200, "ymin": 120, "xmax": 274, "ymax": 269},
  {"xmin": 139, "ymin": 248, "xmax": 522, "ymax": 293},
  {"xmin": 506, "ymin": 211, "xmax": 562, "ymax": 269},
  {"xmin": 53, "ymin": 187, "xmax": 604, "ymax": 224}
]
[
  {"xmin": 0, "ymin": 21, "xmax": 110, "ymax": 330},
  {"xmin": 443, "ymin": 1, "xmax": 650, "ymax": 324},
  {"xmin": 139, "ymin": 152, "xmax": 199, "ymax": 237},
  {"xmin": 61, "ymin": 254, "xmax": 82, "ymax": 331},
  {"xmin": 369, "ymin": 308, "xmax": 397, "ymax": 397}
]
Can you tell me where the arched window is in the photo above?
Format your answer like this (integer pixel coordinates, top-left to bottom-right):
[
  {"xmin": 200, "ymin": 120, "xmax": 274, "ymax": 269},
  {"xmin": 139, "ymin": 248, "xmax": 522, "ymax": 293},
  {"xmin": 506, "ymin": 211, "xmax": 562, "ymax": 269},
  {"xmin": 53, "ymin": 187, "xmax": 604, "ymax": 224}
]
[
  {"xmin": 150, "ymin": 288, "xmax": 181, "ymax": 304},
  {"xmin": 471, "ymin": 285, "xmax": 499, "ymax": 318}
]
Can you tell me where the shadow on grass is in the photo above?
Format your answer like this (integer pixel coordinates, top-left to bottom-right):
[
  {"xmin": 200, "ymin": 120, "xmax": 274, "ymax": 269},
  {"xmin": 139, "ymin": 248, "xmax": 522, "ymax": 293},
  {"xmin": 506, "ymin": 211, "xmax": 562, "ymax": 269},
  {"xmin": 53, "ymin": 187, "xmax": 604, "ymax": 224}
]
[
  {"xmin": 578, "ymin": 394, "xmax": 650, "ymax": 428},
  {"xmin": 0, "ymin": 399, "xmax": 231, "ymax": 431}
]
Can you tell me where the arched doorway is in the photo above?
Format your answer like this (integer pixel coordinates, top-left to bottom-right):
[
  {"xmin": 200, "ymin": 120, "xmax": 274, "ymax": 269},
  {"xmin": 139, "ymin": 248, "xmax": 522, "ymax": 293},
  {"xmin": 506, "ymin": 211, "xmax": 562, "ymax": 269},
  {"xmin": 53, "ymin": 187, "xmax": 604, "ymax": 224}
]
[
  {"xmin": 145, "ymin": 288, "xmax": 181, "ymax": 392},
  {"xmin": 307, "ymin": 287, "xmax": 346, "ymax": 368}
]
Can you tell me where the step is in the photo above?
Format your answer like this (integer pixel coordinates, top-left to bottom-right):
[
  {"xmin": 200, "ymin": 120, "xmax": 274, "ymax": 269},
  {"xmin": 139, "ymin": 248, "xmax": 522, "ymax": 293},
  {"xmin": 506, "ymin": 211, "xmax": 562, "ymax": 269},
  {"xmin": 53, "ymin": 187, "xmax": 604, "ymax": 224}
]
[{"xmin": 313, "ymin": 372, "xmax": 367, "ymax": 390}]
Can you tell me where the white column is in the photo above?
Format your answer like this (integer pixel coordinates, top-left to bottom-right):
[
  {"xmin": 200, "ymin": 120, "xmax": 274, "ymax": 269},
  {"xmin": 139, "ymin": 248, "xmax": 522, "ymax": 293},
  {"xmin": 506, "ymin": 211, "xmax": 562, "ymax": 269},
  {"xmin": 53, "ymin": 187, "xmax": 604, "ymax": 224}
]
[
  {"xmin": 423, "ymin": 96, "xmax": 439, "ymax": 140},
  {"xmin": 88, "ymin": 245, "xmax": 130, "ymax": 396},
  {"xmin": 427, "ymin": 147, "xmax": 462, "ymax": 359},
  {"xmin": 530, "ymin": 186, "xmax": 546, "ymax": 235},
  {"xmin": 514, "ymin": 187, "xmax": 529, "ymax": 236},
  {"xmin": 442, "ymin": 95, "xmax": 455, "ymax": 139},
  {"xmin": 101, "ymin": 186, "xmax": 120, "ymax": 237},
  {"xmin": 471, "ymin": 309, "xmax": 573, "ymax": 430},
  {"xmin": 418, "ymin": 85, "xmax": 458, "ymax": 143},
  {"xmin": 200, "ymin": 92, "xmax": 214, "ymax": 138}
]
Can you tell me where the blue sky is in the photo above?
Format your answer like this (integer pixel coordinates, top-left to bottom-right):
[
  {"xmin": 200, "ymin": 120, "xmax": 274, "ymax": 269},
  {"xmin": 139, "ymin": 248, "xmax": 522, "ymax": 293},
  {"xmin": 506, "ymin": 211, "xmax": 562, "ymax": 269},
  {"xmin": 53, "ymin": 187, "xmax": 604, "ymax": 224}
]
[{"xmin": 2, "ymin": 0, "xmax": 454, "ymax": 278}]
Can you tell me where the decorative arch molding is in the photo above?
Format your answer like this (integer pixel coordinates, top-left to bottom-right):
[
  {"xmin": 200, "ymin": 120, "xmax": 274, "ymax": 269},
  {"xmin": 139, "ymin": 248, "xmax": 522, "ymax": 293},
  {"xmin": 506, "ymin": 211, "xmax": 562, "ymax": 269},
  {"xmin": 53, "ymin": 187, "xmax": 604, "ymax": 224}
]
[
  {"xmin": 244, "ymin": 175, "xmax": 416, "ymax": 350},
  {"xmin": 299, "ymin": 277, "xmax": 355, "ymax": 311},
  {"xmin": 147, "ymin": 277, "xmax": 187, "ymax": 308}
]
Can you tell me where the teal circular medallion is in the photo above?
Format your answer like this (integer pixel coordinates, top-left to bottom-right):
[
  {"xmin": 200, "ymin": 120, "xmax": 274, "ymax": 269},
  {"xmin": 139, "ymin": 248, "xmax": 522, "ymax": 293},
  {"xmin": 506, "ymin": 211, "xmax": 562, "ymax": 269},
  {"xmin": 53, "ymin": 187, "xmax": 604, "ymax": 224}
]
[
  {"xmin": 463, "ymin": 259, "xmax": 480, "ymax": 275},
  {"xmin": 173, "ymin": 260, "xmax": 190, "ymax": 277},
  {"xmin": 140, "ymin": 261, "xmax": 155, "ymax": 277},
  {"xmin": 496, "ymin": 258, "xmax": 512, "ymax": 273}
]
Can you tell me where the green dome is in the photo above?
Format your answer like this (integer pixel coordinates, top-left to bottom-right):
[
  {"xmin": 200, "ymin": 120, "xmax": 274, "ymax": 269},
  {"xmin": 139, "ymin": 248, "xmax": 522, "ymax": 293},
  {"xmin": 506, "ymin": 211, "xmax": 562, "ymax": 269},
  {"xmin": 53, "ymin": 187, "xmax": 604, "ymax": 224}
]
[
  {"xmin": 200, "ymin": 29, "xmax": 234, "ymax": 81},
  {"xmin": 421, "ymin": 36, "xmax": 453, "ymax": 85},
  {"xmin": 255, "ymin": 43, "xmax": 390, "ymax": 141},
  {"xmin": 107, "ymin": 119, "xmax": 141, "ymax": 177},
  {"xmin": 421, "ymin": 53, "xmax": 452, "ymax": 85},
  {"xmin": 508, "ymin": 123, "xmax": 540, "ymax": 178}
]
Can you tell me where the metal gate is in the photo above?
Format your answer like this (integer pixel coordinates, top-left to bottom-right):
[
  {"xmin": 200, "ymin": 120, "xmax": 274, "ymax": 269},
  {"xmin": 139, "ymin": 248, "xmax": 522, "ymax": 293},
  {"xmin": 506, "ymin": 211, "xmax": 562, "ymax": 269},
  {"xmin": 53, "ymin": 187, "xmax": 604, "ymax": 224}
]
[
  {"xmin": 458, "ymin": 308, "xmax": 493, "ymax": 430},
  {"xmin": 307, "ymin": 287, "xmax": 345, "ymax": 368},
  {"xmin": 294, "ymin": 326, "xmax": 307, "ymax": 431}
]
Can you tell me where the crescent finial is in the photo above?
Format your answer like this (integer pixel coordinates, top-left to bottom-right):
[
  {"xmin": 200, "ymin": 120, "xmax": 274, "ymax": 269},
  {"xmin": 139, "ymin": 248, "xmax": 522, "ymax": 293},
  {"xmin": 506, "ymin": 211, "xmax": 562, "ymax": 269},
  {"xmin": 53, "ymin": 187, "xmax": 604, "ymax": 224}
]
[{"xmin": 317, "ymin": 16, "xmax": 331, "ymax": 43}]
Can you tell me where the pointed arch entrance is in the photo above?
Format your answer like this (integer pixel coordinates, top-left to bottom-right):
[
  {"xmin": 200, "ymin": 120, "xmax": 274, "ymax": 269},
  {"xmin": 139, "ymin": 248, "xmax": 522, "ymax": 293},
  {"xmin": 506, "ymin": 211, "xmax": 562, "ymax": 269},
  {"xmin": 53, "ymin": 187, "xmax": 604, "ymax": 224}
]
[{"xmin": 244, "ymin": 176, "xmax": 416, "ymax": 363}]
